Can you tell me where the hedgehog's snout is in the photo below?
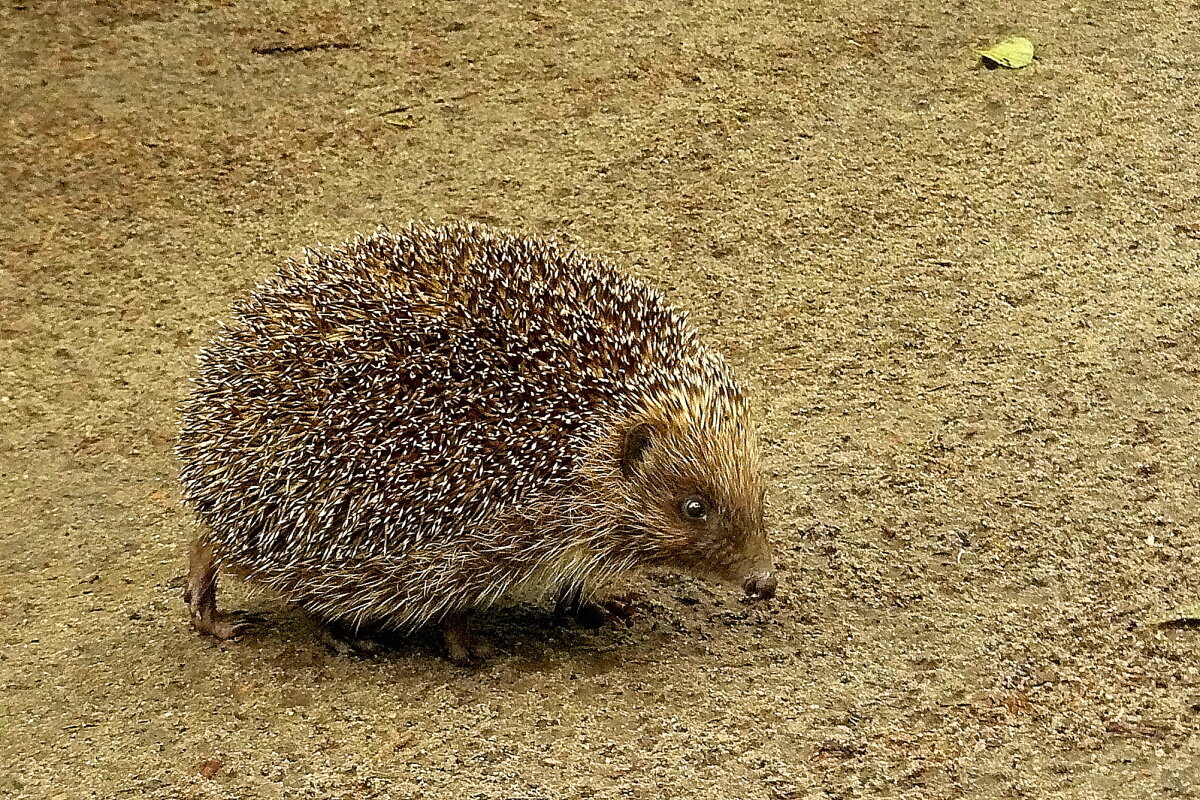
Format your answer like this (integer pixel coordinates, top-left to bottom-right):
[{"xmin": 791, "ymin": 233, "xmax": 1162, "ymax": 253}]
[{"xmin": 742, "ymin": 570, "xmax": 777, "ymax": 601}]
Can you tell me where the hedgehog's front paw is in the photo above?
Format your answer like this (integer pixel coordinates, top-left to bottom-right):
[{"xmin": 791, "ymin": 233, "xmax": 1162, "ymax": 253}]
[
  {"xmin": 574, "ymin": 595, "xmax": 639, "ymax": 629},
  {"xmin": 440, "ymin": 612, "xmax": 496, "ymax": 664},
  {"xmin": 555, "ymin": 582, "xmax": 639, "ymax": 628},
  {"xmin": 319, "ymin": 623, "xmax": 391, "ymax": 657}
]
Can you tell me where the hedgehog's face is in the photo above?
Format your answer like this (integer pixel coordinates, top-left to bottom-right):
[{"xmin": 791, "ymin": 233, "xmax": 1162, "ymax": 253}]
[{"xmin": 610, "ymin": 411, "xmax": 776, "ymax": 600}]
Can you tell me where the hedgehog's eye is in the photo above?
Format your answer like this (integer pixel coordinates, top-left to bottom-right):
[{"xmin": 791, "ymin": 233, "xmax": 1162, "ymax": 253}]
[{"xmin": 680, "ymin": 495, "xmax": 708, "ymax": 521}]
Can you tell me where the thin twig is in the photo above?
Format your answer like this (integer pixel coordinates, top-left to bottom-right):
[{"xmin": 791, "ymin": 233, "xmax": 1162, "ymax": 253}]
[{"xmin": 251, "ymin": 41, "xmax": 359, "ymax": 55}]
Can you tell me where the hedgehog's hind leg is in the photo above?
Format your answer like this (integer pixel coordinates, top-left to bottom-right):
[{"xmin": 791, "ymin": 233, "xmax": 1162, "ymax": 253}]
[
  {"xmin": 440, "ymin": 611, "xmax": 497, "ymax": 664},
  {"xmin": 184, "ymin": 540, "xmax": 258, "ymax": 639}
]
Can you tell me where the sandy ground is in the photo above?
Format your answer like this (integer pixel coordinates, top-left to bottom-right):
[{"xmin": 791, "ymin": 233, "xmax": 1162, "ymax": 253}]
[{"xmin": 3, "ymin": 1, "xmax": 1200, "ymax": 798}]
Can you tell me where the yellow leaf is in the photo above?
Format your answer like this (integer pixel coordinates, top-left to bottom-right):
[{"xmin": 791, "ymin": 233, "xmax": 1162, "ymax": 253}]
[{"xmin": 977, "ymin": 36, "xmax": 1035, "ymax": 69}]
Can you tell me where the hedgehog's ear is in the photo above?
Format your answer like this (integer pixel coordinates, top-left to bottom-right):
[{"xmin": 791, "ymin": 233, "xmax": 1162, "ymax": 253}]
[{"xmin": 620, "ymin": 422, "xmax": 655, "ymax": 478}]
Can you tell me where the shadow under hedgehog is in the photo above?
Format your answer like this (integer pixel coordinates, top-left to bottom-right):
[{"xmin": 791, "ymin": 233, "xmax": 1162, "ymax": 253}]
[{"xmin": 177, "ymin": 220, "xmax": 777, "ymax": 663}]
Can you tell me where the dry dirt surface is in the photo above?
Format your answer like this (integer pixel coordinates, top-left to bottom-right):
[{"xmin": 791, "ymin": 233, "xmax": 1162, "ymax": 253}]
[{"xmin": 3, "ymin": 1, "xmax": 1199, "ymax": 798}]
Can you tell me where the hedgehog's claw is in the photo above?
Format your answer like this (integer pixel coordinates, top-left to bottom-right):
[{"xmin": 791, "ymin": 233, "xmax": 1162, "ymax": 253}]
[
  {"xmin": 194, "ymin": 610, "xmax": 261, "ymax": 640},
  {"xmin": 556, "ymin": 584, "xmax": 639, "ymax": 629},
  {"xmin": 575, "ymin": 596, "xmax": 638, "ymax": 629}
]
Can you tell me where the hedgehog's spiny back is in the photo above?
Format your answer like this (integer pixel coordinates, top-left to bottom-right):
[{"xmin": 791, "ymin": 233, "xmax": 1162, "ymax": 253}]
[{"xmin": 177, "ymin": 222, "xmax": 737, "ymax": 568}]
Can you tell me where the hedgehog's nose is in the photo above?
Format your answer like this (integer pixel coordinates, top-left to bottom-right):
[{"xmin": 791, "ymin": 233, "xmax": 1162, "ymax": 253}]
[{"xmin": 743, "ymin": 571, "xmax": 777, "ymax": 601}]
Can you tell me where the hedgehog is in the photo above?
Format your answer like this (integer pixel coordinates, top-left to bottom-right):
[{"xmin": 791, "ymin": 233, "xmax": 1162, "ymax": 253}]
[{"xmin": 177, "ymin": 221, "xmax": 776, "ymax": 662}]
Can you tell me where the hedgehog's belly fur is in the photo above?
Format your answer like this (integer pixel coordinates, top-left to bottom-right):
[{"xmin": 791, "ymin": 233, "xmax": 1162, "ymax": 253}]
[{"xmin": 219, "ymin": 539, "xmax": 609, "ymax": 631}]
